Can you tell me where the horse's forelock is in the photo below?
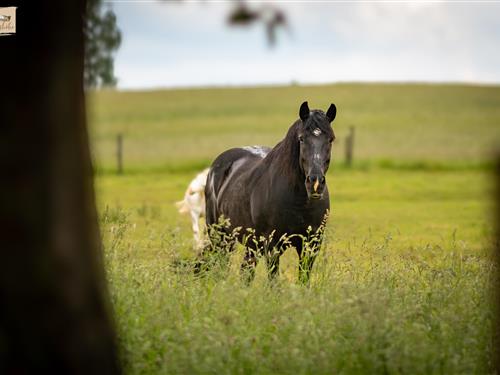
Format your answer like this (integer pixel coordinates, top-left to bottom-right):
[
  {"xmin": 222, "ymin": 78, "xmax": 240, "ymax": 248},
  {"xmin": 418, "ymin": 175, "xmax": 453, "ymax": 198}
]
[{"xmin": 303, "ymin": 110, "xmax": 332, "ymax": 134}]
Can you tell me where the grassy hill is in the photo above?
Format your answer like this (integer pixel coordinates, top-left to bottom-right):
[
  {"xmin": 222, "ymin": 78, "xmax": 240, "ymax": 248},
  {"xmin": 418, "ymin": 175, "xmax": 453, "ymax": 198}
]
[
  {"xmin": 90, "ymin": 83, "xmax": 498, "ymax": 374},
  {"xmin": 89, "ymin": 83, "xmax": 500, "ymax": 172}
]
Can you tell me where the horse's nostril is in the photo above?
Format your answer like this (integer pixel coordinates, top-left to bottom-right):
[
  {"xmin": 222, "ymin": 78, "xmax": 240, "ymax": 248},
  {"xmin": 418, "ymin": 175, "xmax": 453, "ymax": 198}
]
[
  {"xmin": 321, "ymin": 176, "xmax": 325, "ymax": 184},
  {"xmin": 306, "ymin": 176, "xmax": 311, "ymax": 183}
]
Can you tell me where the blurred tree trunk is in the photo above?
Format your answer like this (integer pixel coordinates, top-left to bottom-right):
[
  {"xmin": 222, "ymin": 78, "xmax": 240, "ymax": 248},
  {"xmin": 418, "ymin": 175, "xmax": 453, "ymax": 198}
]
[
  {"xmin": 0, "ymin": 1, "xmax": 120, "ymax": 373},
  {"xmin": 496, "ymin": 156, "xmax": 500, "ymax": 374}
]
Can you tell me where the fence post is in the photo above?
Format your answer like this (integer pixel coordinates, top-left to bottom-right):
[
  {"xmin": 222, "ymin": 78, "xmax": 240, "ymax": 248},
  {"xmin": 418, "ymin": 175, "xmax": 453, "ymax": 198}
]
[
  {"xmin": 117, "ymin": 133, "xmax": 123, "ymax": 175},
  {"xmin": 345, "ymin": 126, "xmax": 355, "ymax": 167}
]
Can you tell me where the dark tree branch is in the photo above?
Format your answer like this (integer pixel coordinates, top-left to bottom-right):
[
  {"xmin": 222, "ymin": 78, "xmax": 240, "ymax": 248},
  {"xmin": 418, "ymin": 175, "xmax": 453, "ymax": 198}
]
[{"xmin": 228, "ymin": 3, "xmax": 288, "ymax": 46}]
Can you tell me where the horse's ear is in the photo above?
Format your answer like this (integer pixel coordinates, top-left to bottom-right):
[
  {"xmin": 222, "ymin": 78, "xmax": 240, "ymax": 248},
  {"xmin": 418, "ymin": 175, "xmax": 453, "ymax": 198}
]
[
  {"xmin": 299, "ymin": 101, "xmax": 310, "ymax": 121},
  {"xmin": 326, "ymin": 103, "xmax": 336, "ymax": 123}
]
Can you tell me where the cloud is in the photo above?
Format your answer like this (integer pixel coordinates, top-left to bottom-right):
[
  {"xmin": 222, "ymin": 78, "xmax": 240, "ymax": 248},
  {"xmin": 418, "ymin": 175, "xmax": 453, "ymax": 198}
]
[{"xmin": 111, "ymin": 2, "xmax": 500, "ymax": 89}]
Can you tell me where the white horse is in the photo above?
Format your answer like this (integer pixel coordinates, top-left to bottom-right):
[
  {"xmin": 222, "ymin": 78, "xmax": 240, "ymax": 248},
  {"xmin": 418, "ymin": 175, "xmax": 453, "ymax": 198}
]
[{"xmin": 176, "ymin": 168, "xmax": 209, "ymax": 248}]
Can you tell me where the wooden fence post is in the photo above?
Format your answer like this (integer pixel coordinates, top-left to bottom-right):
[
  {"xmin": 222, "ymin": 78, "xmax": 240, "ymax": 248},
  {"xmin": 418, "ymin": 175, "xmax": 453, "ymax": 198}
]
[
  {"xmin": 117, "ymin": 133, "xmax": 123, "ymax": 175},
  {"xmin": 345, "ymin": 126, "xmax": 355, "ymax": 167}
]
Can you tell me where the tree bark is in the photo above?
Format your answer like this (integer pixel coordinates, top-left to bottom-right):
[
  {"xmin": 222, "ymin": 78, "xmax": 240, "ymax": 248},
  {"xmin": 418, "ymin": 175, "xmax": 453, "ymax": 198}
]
[{"xmin": 0, "ymin": 1, "xmax": 120, "ymax": 373}]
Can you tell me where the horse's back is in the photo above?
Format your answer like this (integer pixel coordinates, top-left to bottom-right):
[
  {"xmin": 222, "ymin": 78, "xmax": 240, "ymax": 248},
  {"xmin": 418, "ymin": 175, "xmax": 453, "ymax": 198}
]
[{"xmin": 205, "ymin": 146, "xmax": 270, "ymax": 226}]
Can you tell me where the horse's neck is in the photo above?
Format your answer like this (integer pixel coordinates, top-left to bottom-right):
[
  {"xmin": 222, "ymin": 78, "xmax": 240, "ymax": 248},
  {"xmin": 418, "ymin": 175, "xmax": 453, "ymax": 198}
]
[{"xmin": 265, "ymin": 147, "xmax": 305, "ymax": 195}]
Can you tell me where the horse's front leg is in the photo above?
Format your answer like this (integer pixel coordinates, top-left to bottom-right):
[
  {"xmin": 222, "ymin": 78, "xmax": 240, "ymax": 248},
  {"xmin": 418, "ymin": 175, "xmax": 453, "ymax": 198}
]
[
  {"xmin": 265, "ymin": 248, "xmax": 281, "ymax": 281},
  {"xmin": 293, "ymin": 236, "xmax": 321, "ymax": 285},
  {"xmin": 240, "ymin": 245, "xmax": 258, "ymax": 284},
  {"xmin": 298, "ymin": 251, "xmax": 318, "ymax": 285}
]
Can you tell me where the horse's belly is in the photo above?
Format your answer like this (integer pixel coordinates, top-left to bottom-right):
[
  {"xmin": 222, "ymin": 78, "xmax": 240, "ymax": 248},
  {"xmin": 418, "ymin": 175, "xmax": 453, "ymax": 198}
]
[{"xmin": 216, "ymin": 169, "xmax": 255, "ymax": 230}]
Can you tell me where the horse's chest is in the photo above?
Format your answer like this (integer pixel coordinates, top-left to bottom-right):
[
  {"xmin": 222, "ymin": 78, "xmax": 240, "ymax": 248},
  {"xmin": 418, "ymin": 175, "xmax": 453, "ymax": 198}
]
[
  {"xmin": 255, "ymin": 193, "xmax": 328, "ymax": 236},
  {"xmin": 279, "ymin": 206, "xmax": 322, "ymax": 232}
]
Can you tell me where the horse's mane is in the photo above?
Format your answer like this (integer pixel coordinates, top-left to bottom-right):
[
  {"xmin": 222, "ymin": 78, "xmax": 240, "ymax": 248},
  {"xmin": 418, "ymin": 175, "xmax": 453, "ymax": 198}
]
[{"xmin": 264, "ymin": 120, "xmax": 302, "ymax": 184}]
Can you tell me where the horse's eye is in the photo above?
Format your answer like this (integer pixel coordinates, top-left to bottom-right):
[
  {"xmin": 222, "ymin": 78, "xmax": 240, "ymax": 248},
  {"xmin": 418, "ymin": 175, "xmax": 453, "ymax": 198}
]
[{"xmin": 298, "ymin": 136, "xmax": 304, "ymax": 143}]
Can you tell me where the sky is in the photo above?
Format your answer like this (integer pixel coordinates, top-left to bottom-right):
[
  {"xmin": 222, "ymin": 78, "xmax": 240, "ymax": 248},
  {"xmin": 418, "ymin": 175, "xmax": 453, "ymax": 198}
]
[{"xmin": 108, "ymin": 1, "xmax": 500, "ymax": 90}]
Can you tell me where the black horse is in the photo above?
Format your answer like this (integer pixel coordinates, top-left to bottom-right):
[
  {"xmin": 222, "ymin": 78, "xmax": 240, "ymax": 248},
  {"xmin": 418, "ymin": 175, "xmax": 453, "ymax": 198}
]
[{"xmin": 202, "ymin": 101, "xmax": 337, "ymax": 283}]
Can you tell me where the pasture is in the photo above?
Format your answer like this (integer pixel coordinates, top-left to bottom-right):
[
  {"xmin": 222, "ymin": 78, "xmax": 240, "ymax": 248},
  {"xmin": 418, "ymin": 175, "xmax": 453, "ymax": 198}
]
[{"xmin": 90, "ymin": 83, "xmax": 499, "ymax": 374}]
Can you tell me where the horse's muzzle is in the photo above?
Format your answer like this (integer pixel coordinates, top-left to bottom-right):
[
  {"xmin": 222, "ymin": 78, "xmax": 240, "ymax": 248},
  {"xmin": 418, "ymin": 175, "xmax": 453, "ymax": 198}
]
[{"xmin": 305, "ymin": 175, "xmax": 325, "ymax": 199}]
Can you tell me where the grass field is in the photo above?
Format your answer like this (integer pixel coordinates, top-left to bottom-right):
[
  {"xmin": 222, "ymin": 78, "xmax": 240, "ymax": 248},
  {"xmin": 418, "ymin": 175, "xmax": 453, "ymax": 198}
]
[
  {"xmin": 89, "ymin": 83, "xmax": 500, "ymax": 171},
  {"xmin": 90, "ymin": 83, "xmax": 499, "ymax": 374}
]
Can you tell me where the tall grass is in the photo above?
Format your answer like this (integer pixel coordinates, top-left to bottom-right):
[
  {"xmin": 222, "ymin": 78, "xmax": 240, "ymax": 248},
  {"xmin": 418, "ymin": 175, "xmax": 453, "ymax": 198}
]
[{"xmin": 101, "ymin": 204, "xmax": 494, "ymax": 374}]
